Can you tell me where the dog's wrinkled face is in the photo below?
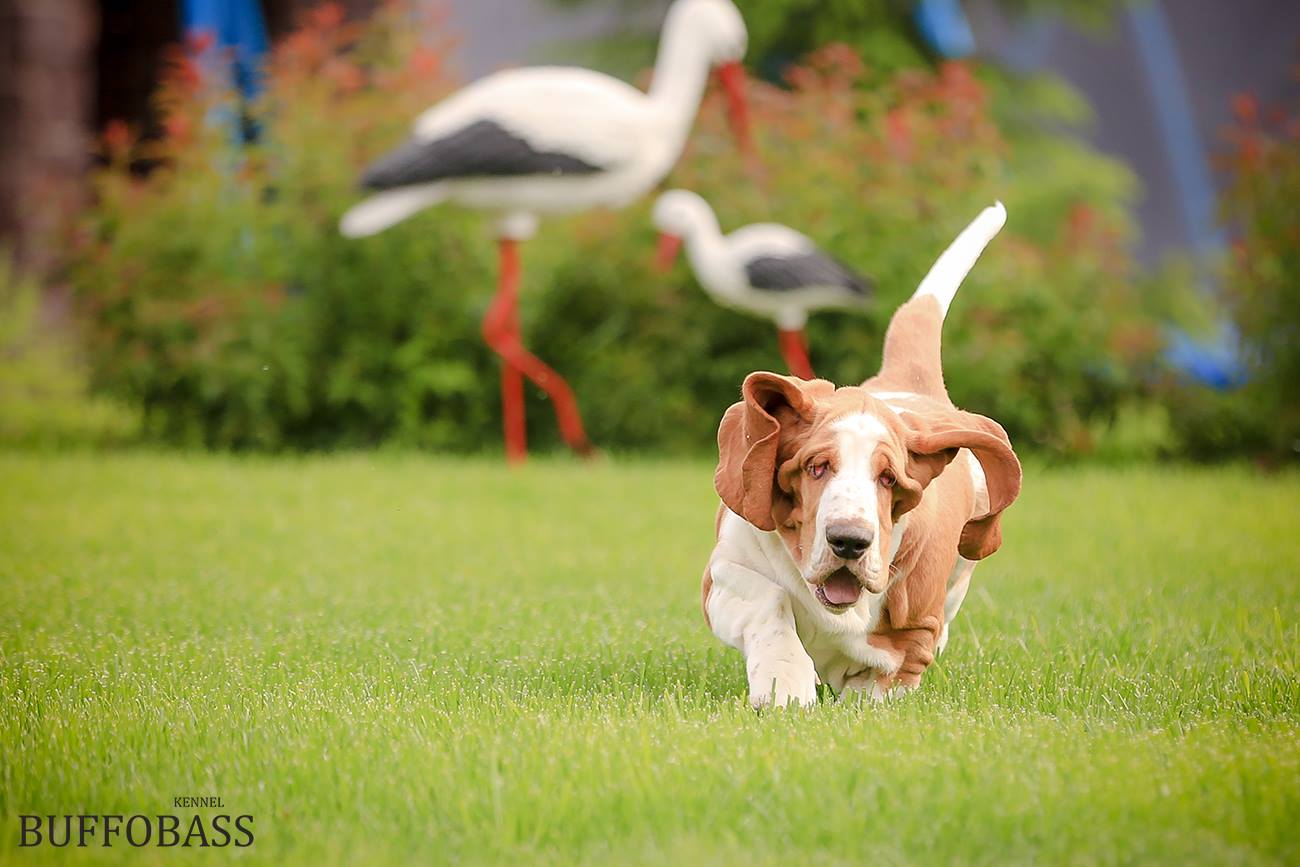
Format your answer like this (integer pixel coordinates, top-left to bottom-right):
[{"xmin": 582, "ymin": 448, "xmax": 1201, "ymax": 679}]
[
  {"xmin": 775, "ymin": 408, "xmax": 911, "ymax": 609},
  {"xmin": 715, "ymin": 372, "xmax": 1021, "ymax": 615},
  {"xmin": 766, "ymin": 391, "xmax": 929, "ymax": 611},
  {"xmin": 715, "ymin": 375, "xmax": 924, "ymax": 613}
]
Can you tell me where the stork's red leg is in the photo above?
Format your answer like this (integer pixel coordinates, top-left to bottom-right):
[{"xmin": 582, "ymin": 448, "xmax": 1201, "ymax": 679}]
[
  {"xmin": 501, "ymin": 280, "xmax": 527, "ymax": 457},
  {"xmin": 777, "ymin": 328, "xmax": 815, "ymax": 380},
  {"xmin": 481, "ymin": 239, "xmax": 594, "ymax": 458},
  {"xmin": 482, "ymin": 239, "xmax": 528, "ymax": 463}
]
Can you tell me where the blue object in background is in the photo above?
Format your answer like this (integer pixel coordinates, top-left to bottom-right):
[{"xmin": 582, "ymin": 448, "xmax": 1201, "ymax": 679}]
[
  {"xmin": 914, "ymin": 0, "xmax": 976, "ymax": 59},
  {"xmin": 181, "ymin": 0, "xmax": 270, "ymax": 101},
  {"xmin": 1164, "ymin": 325, "xmax": 1248, "ymax": 391}
]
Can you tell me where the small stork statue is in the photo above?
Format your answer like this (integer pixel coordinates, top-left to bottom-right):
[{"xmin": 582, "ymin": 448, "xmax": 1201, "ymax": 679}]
[{"xmin": 653, "ymin": 189, "xmax": 871, "ymax": 379}]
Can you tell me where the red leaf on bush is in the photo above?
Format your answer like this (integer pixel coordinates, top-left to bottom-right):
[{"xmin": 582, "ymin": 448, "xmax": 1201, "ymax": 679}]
[
  {"xmin": 1232, "ymin": 92, "xmax": 1258, "ymax": 124},
  {"xmin": 312, "ymin": 3, "xmax": 345, "ymax": 30},
  {"xmin": 408, "ymin": 46, "xmax": 440, "ymax": 79}
]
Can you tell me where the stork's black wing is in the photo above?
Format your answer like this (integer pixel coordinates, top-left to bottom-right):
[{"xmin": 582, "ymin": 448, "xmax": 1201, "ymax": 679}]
[
  {"xmin": 744, "ymin": 251, "xmax": 871, "ymax": 296},
  {"xmin": 360, "ymin": 119, "xmax": 606, "ymax": 190}
]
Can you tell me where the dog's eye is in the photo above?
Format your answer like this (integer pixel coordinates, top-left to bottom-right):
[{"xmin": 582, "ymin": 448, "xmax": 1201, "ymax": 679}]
[
  {"xmin": 807, "ymin": 461, "xmax": 829, "ymax": 480},
  {"xmin": 879, "ymin": 470, "xmax": 896, "ymax": 488}
]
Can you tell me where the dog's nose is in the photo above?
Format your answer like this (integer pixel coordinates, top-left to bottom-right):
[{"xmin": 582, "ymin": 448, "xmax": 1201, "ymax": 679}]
[{"xmin": 826, "ymin": 525, "xmax": 873, "ymax": 560}]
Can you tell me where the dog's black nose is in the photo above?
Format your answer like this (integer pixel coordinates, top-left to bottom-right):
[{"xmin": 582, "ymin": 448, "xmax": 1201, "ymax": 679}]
[{"xmin": 826, "ymin": 525, "xmax": 873, "ymax": 560}]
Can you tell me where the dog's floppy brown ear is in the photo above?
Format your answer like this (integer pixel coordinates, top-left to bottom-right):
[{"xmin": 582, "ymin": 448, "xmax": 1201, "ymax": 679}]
[
  {"xmin": 715, "ymin": 372, "xmax": 831, "ymax": 531},
  {"xmin": 900, "ymin": 408, "xmax": 1022, "ymax": 559}
]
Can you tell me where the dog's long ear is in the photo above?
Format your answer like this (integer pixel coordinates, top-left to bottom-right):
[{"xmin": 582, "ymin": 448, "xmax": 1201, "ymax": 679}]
[
  {"xmin": 899, "ymin": 408, "xmax": 1022, "ymax": 559},
  {"xmin": 715, "ymin": 372, "xmax": 831, "ymax": 531}
]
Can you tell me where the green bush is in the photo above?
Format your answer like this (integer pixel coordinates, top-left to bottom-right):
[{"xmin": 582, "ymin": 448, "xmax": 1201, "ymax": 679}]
[
  {"xmin": 734, "ymin": 0, "xmax": 1129, "ymax": 72},
  {"xmin": 1130, "ymin": 90, "xmax": 1300, "ymax": 465},
  {"xmin": 72, "ymin": 4, "xmax": 1169, "ymax": 457},
  {"xmin": 1201, "ymin": 92, "xmax": 1300, "ymax": 461},
  {"xmin": 0, "ymin": 256, "xmax": 137, "ymax": 448},
  {"xmin": 75, "ymin": 7, "xmax": 499, "ymax": 449}
]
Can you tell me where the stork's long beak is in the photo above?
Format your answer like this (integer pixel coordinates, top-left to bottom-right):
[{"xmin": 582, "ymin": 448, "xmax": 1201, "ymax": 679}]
[
  {"xmin": 654, "ymin": 233, "xmax": 683, "ymax": 272},
  {"xmin": 716, "ymin": 61, "xmax": 753, "ymax": 155}
]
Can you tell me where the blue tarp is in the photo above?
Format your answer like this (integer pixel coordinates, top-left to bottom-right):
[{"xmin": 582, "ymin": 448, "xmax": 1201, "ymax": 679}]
[
  {"xmin": 181, "ymin": 0, "xmax": 270, "ymax": 99},
  {"xmin": 1164, "ymin": 326, "xmax": 1248, "ymax": 391},
  {"xmin": 914, "ymin": 0, "xmax": 976, "ymax": 59}
]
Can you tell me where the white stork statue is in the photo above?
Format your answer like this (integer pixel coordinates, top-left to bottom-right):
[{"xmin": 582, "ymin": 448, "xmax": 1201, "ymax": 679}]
[
  {"xmin": 340, "ymin": 0, "xmax": 753, "ymax": 462},
  {"xmin": 652, "ymin": 189, "xmax": 871, "ymax": 380}
]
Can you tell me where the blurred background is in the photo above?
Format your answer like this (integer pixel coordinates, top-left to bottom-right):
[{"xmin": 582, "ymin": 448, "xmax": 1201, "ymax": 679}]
[{"xmin": 1, "ymin": 0, "xmax": 1297, "ymax": 461}]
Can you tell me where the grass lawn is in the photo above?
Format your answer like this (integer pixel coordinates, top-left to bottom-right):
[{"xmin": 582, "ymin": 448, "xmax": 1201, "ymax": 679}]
[{"xmin": 1, "ymin": 452, "xmax": 1298, "ymax": 865}]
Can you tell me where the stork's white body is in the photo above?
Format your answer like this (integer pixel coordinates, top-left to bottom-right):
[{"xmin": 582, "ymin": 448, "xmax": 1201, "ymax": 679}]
[
  {"xmin": 687, "ymin": 223, "xmax": 843, "ymax": 329},
  {"xmin": 412, "ymin": 70, "xmax": 689, "ymax": 213},
  {"xmin": 653, "ymin": 190, "xmax": 869, "ymax": 330},
  {"xmin": 340, "ymin": 0, "xmax": 749, "ymax": 239}
]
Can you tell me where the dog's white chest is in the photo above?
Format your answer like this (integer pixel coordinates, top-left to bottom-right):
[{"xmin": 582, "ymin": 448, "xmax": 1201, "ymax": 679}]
[{"xmin": 789, "ymin": 587, "xmax": 898, "ymax": 690}]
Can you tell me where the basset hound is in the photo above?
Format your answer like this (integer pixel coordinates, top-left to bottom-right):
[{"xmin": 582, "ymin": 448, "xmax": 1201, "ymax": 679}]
[{"xmin": 702, "ymin": 203, "xmax": 1022, "ymax": 707}]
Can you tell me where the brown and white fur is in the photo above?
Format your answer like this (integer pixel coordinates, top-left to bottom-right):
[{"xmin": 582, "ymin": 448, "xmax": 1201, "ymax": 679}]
[{"xmin": 703, "ymin": 203, "xmax": 1021, "ymax": 708}]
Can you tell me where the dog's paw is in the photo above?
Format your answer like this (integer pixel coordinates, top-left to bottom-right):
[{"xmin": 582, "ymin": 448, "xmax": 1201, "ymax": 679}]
[
  {"xmin": 841, "ymin": 671, "xmax": 916, "ymax": 703},
  {"xmin": 748, "ymin": 662, "xmax": 818, "ymax": 709}
]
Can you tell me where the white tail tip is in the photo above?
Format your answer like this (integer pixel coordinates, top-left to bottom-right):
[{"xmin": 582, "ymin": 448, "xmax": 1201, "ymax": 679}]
[
  {"xmin": 913, "ymin": 201, "xmax": 1007, "ymax": 317},
  {"xmin": 338, "ymin": 185, "xmax": 445, "ymax": 238}
]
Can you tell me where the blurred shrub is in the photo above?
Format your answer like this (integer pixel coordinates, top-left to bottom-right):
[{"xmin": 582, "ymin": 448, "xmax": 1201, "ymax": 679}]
[
  {"xmin": 735, "ymin": 0, "xmax": 1129, "ymax": 74},
  {"xmin": 74, "ymin": 4, "xmax": 498, "ymax": 450},
  {"xmin": 1193, "ymin": 92, "xmax": 1300, "ymax": 462},
  {"xmin": 1140, "ymin": 89, "xmax": 1300, "ymax": 465},
  {"xmin": 73, "ymin": 4, "xmax": 1168, "ymax": 457},
  {"xmin": 0, "ymin": 257, "xmax": 138, "ymax": 448}
]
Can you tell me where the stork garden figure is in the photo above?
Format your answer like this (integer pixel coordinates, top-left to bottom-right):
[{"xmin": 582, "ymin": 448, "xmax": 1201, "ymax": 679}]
[
  {"xmin": 340, "ymin": 0, "xmax": 753, "ymax": 462},
  {"xmin": 652, "ymin": 189, "xmax": 871, "ymax": 380}
]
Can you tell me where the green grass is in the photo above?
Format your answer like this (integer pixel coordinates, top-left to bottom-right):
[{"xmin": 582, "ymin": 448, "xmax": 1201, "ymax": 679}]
[{"xmin": 1, "ymin": 453, "xmax": 1298, "ymax": 865}]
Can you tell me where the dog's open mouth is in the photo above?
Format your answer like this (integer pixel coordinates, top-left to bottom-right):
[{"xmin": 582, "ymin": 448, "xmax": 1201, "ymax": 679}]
[{"xmin": 814, "ymin": 567, "xmax": 862, "ymax": 611}]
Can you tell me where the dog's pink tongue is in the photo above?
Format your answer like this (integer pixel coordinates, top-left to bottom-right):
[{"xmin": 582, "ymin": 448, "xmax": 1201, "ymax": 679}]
[{"xmin": 822, "ymin": 569, "xmax": 862, "ymax": 606}]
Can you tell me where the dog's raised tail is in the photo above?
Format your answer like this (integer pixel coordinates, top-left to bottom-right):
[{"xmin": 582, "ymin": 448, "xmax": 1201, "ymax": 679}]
[
  {"xmin": 912, "ymin": 201, "xmax": 1006, "ymax": 319},
  {"xmin": 869, "ymin": 203, "xmax": 1006, "ymax": 399}
]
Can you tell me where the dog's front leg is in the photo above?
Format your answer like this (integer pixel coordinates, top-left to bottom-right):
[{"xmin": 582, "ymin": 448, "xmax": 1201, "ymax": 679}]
[
  {"xmin": 706, "ymin": 560, "xmax": 818, "ymax": 708},
  {"xmin": 865, "ymin": 618, "xmax": 942, "ymax": 694}
]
